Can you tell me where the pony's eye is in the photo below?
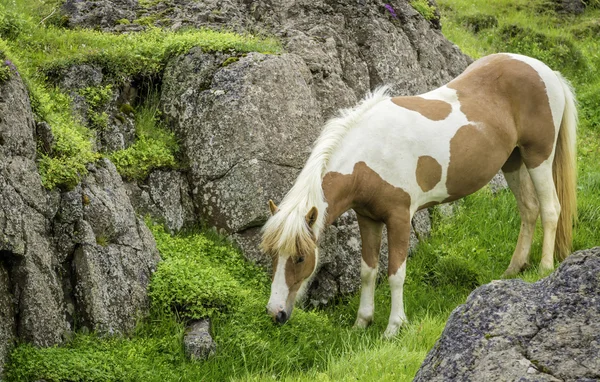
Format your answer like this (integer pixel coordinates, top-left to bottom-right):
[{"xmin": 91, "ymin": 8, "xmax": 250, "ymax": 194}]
[{"xmin": 296, "ymin": 257, "xmax": 305, "ymax": 264}]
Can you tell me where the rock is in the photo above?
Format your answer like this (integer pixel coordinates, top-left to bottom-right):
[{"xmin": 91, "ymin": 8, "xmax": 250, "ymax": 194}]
[
  {"xmin": 551, "ymin": 0, "xmax": 586, "ymax": 14},
  {"xmin": 415, "ymin": 247, "xmax": 600, "ymax": 382},
  {"xmin": 184, "ymin": 319, "xmax": 216, "ymax": 361},
  {"xmin": 71, "ymin": 159, "xmax": 160, "ymax": 334},
  {"xmin": 162, "ymin": 51, "xmax": 321, "ymax": 233},
  {"xmin": 0, "ymin": 263, "xmax": 15, "ymax": 376},
  {"xmin": 62, "ymin": 0, "xmax": 137, "ymax": 30},
  {"xmin": 489, "ymin": 170, "xmax": 509, "ymax": 194},
  {"xmin": 125, "ymin": 170, "xmax": 195, "ymax": 233},
  {"xmin": 0, "ymin": 75, "xmax": 68, "ymax": 349}
]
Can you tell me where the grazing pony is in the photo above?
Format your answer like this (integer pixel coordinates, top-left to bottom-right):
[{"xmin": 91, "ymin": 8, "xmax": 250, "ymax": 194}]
[{"xmin": 262, "ymin": 53, "xmax": 577, "ymax": 338}]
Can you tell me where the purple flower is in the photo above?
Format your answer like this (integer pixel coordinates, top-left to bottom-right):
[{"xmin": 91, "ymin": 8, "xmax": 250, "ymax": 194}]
[
  {"xmin": 384, "ymin": 4, "xmax": 398, "ymax": 18},
  {"xmin": 4, "ymin": 60, "xmax": 19, "ymax": 76}
]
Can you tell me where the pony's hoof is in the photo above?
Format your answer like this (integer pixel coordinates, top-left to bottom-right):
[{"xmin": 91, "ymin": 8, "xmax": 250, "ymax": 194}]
[
  {"xmin": 538, "ymin": 264, "xmax": 554, "ymax": 277},
  {"xmin": 383, "ymin": 319, "xmax": 406, "ymax": 339},
  {"xmin": 501, "ymin": 262, "xmax": 530, "ymax": 278},
  {"xmin": 353, "ymin": 317, "xmax": 372, "ymax": 329},
  {"xmin": 501, "ymin": 267, "xmax": 521, "ymax": 279}
]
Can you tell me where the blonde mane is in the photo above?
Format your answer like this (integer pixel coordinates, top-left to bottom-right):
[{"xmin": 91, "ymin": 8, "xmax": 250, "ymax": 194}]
[{"xmin": 261, "ymin": 86, "xmax": 391, "ymax": 257}]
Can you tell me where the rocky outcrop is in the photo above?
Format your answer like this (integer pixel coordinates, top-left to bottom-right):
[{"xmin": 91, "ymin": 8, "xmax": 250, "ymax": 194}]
[
  {"xmin": 52, "ymin": 64, "xmax": 137, "ymax": 152},
  {"xmin": 0, "ymin": 71, "xmax": 160, "ymax": 372},
  {"xmin": 415, "ymin": 247, "xmax": 600, "ymax": 382},
  {"xmin": 0, "ymin": 73, "xmax": 67, "ymax": 350},
  {"xmin": 159, "ymin": 0, "xmax": 470, "ymax": 304}
]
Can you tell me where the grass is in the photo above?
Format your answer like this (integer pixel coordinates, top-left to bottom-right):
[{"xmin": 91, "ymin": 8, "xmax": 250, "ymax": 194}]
[
  {"xmin": 0, "ymin": 0, "xmax": 280, "ymax": 189},
  {"xmin": 4, "ymin": 0, "xmax": 600, "ymax": 381}
]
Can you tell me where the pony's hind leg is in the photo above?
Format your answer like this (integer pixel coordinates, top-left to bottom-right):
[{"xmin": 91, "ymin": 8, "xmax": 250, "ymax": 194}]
[
  {"xmin": 502, "ymin": 163, "xmax": 540, "ymax": 278},
  {"xmin": 526, "ymin": 160, "xmax": 561, "ymax": 274},
  {"xmin": 354, "ymin": 213, "xmax": 384, "ymax": 329}
]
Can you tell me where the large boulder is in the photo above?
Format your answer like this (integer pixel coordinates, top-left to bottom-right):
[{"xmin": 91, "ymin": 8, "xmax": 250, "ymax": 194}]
[
  {"xmin": 0, "ymin": 73, "xmax": 67, "ymax": 349},
  {"xmin": 69, "ymin": 159, "xmax": 160, "ymax": 334},
  {"xmin": 415, "ymin": 247, "xmax": 600, "ymax": 382}
]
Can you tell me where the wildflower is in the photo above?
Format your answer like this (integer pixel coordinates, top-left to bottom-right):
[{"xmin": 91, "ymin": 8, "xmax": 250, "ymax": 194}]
[{"xmin": 384, "ymin": 4, "xmax": 398, "ymax": 18}]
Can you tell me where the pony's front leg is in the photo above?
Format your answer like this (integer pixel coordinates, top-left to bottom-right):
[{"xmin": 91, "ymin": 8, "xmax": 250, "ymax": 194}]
[
  {"xmin": 354, "ymin": 213, "xmax": 383, "ymax": 328},
  {"xmin": 383, "ymin": 212, "xmax": 411, "ymax": 339}
]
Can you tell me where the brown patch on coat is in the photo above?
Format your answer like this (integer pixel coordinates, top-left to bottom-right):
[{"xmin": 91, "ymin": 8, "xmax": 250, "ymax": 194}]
[
  {"xmin": 322, "ymin": 161, "xmax": 411, "ymax": 275},
  {"xmin": 391, "ymin": 97, "xmax": 453, "ymax": 121},
  {"xmin": 447, "ymin": 54, "xmax": 555, "ymax": 170},
  {"xmin": 284, "ymin": 249, "xmax": 316, "ymax": 291},
  {"xmin": 416, "ymin": 156, "xmax": 442, "ymax": 192},
  {"xmin": 444, "ymin": 54, "xmax": 555, "ymax": 199},
  {"xmin": 445, "ymin": 124, "xmax": 516, "ymax": 200}
]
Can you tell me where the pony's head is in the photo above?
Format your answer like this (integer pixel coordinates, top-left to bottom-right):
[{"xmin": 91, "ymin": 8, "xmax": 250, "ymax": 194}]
[{"xmin": 261, "ymin": 200, "xmax": 320, "ymax": 324}]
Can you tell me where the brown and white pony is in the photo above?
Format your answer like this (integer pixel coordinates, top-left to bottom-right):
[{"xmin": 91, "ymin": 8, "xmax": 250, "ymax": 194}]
[{"xmin": 261, "ymin": 53, "xmax": 577, "ymax": 338}]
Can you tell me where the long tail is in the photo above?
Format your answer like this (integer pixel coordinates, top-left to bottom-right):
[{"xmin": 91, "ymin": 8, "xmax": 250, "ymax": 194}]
[{"xmin": 553, "ymin": 71, "xmax": 578, "ymax": 261}]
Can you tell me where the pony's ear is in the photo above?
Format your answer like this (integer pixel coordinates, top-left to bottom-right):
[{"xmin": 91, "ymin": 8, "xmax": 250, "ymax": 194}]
[
  {"xmin": 268, "ymin": 199, "xmax": 279, "ymax": 215},
  {"xmin": 305, "ymin": 207, "xmax": 318, "ymax": 229}
]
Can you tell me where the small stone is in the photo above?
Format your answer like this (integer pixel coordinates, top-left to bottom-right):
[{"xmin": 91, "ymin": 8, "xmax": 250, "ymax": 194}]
[{"xmin": 184, "ymin": 319, "xmax": 216, "ymax": 361}]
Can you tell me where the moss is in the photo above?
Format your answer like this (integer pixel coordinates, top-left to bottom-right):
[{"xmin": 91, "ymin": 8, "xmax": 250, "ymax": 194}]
[
  {"xmin": 119, "ymin": 103, "xmax": 135, "ymax": 115},
  {"xmin": 221, "ymin": 56, "xmax": 240, "ymax": 67},
  {"xmin": 410, "ymin": 0, "xmax": 437, "ymax": 20},
  {"xmin": 135, "ymin": 15, "xmax": 157, "ymax": 26},
  {"xmin": 114, "ymin": 113, "xmax": 126, "ymax": 124},
  {"xmin": 116, "ymin": 18, "xmax": 131, "ymax": 25}
]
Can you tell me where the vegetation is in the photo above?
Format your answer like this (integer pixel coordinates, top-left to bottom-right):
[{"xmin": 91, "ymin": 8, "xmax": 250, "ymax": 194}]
[
  {"xmin": 4, "ymin": 0, "xmax": 600, "ymax": 381},
  {"xmin": 109, "ymin": 93, "xmax": 180, "ymax": 180},
  {"xmin": 410, "ymin": 0, "xmax": 437, "ymax": 21},
  {"xmin": 0, "ymin": 0, "xmax": 280, "ymax": 189}
]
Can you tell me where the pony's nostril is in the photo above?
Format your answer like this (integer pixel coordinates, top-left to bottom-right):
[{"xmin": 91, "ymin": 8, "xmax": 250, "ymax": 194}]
[{"xmin": 276, "ymin": 310, "xmax": 287, "ymax": 324}]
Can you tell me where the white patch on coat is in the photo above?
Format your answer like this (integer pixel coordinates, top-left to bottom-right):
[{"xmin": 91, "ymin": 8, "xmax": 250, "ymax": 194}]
[{"xmin": 267, "ymin": 255, "xmax": 289, "ymax": 315}]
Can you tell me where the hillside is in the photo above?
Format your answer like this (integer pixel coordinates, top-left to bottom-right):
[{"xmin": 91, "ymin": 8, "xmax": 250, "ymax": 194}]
[{"xmin": 0, "ymin": 0, "xmax": 599, "ymax": 381}]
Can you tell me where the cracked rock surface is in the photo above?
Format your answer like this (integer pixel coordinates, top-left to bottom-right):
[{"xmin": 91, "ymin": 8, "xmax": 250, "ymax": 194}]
[{"xmin": 414, "ymin": 247, "xmax": 600, "ymax": 382}]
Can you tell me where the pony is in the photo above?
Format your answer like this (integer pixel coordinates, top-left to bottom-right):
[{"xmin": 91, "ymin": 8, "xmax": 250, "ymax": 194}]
[{"xmin": 261, "ymin": 53, "xmax": 577, "ymax": 338}]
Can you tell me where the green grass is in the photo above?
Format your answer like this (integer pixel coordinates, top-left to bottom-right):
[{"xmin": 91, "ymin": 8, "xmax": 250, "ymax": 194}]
[
  {"xmin": 4, "ymin": 0, "xmax": 600, "ymax": 381},
  {"xmin": 0, "ymin": 0, "xmax": 280, "ymax": 189},
  {"xmin": 109, "ymin": 93, "xmax": 180, "ymax": 180}
]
